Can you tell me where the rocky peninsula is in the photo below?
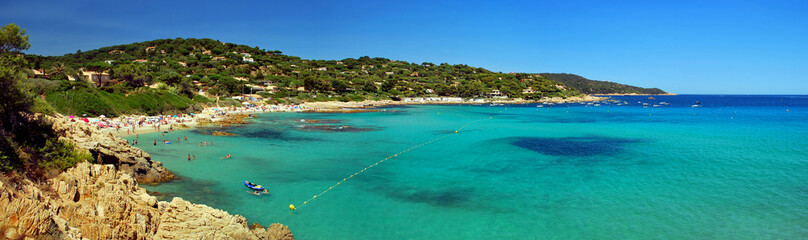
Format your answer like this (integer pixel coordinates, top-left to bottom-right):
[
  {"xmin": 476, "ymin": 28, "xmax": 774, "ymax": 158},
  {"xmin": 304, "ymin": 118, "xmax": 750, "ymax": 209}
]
[{"xmin": 0, "ymin": 115, "xmax": 294, "ymax": 240}]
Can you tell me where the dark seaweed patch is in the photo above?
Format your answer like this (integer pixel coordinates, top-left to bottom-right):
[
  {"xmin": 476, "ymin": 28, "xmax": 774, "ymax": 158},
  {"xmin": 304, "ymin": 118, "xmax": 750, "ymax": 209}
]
[
  {"xmin": 384, "ymin": 187, "xmax": 473, "ymax": 207},
  {"xmin": 511, "ymin": 136, "xmax": 640, "ymax": 156},
  {"xmin": 236, "ymin": 128, "xmax": 317, "ymax": 141}
]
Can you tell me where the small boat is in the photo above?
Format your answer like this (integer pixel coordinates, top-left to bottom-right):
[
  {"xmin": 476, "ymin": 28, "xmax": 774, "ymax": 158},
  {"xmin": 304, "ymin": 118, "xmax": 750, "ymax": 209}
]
[
  {"xmin": 244, "ymin": 181, "xmax": 265, "ymax": 191},
  {"xmin": 648, "ymin": 96, "xmax": 655, "ymax": 100}
]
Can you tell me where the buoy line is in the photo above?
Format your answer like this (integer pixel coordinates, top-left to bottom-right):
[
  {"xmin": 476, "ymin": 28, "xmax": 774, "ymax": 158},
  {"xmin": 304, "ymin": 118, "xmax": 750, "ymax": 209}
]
[{"xmin": 289, "ymin": 117, "xmax": 490, "ymax": 211}]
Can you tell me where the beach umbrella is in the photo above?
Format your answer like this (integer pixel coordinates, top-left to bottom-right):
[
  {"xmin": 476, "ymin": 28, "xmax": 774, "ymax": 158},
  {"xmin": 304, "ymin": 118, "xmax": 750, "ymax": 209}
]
[
  {"xmin": 83, "ymin": 118, "xmax": 89, "ymax": 123},
  {"xmin": 82, "ymin": 114, "xmax": 87, "ymax": 116},
  {"xmin": 99, "ymin": 115, "xmax": 106, "ymax": 118},
  {"xmin": 68, "ymin": 116, "xmax": 74, "ymax": 118},
  {"xmin": 173, "ymin": 115, "xmax": 178, "ymax": 118},
  {"xmin": 190, "ymin": 113, "xmax": 195, "ymax": 115}
]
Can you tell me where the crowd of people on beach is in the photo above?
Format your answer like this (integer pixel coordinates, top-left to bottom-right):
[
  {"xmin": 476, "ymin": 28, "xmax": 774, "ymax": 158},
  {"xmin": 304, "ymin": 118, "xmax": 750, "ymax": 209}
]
[{"xmin": 65, "ymin": 104, "xmax": 310, "ymax": 136}]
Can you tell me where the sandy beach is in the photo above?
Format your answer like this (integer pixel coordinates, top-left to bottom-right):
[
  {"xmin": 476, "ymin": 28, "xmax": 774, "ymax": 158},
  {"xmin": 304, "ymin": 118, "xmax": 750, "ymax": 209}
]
[{"xmin": 77, "ymin": 95, "xmax": 605, "ymax": 138}]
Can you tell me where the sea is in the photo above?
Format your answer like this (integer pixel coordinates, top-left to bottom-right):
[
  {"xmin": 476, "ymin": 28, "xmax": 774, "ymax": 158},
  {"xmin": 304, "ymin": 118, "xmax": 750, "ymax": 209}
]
[{"xmin": 130, "ymin": 95, "xmax": 808, "ymax": 239}]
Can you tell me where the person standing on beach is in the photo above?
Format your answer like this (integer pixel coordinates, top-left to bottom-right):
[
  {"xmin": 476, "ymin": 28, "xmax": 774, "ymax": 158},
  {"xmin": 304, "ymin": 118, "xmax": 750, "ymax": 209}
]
[
  {"xmin": 192, "ymin": 155, "xmax": 196, "ymax": 160},
  {"xmin": 184, "ymin": 136, "xmax": 187, "ymax": 141},
  {"xmin": 187, "ymin": 154, "xmax": 191, "ymax": 161},
  {"xmin": 154, "ymin": 140, "xmax": 157, "ymax": 146}
]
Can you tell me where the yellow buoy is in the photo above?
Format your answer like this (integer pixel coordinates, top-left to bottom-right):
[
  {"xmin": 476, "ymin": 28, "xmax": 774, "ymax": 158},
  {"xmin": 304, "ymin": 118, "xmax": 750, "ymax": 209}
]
[
  {"xmin": 455, "ymin": 130, "xmax": 458, "ymax": 133},
  {"xmin": 289, "ymin": 204, "xmax": 296, "ymax": 210}
]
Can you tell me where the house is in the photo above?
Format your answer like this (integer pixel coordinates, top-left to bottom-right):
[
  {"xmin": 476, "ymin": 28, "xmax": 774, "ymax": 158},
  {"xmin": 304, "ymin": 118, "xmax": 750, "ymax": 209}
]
[
  {"xmin": 82, "ymin": 71, "xmax": 111, "ymax": 86},
  {"xmin": 336, "ymin": 61, "xmax": 344, "ymax": 65},
  {"xmin": 489, "ymin": 90, "xmax": 502, "ymax": 97},
  {"xmin": 246, "ymin": 84, "xmax": 265, "ymax": 91},
  {"xmin": 244, "ymin": 94, "xmax": 263, "ymax": 102},
  {"xmin": 296, "ymin": 86, "xmax": 305, "ymax": 91},
  {"xmin": 31, "ymin": 69, "xmax": 48, "ymax": 78},
  {"xmin": 242, "ymin": 57, "xmax": 254, "ymax": 63},
  {"xmin": 177, "ymin": 61, "xmax": 187, "ymax": 67},
  {"xmin": 385, "ymin": 72, "xmax": 394, "ymax": 75},
  {"xmin": 261, "ymin": 85, "xmax": 277, "ymax": 93},
  {"xmin": 212, "ymin": 56, "xmax": 226, "ymax": 61},
  {"xmin": 233, "ymin": 76, "xmax": 249, "ymax": 81},
  {"xmin": 316, "ymin": 67, "xmax": 327, "ymax": 71},
  {"xmin": 145, "ymin": 46, "xmax": 156, "ymax": 52},
  {"xmin": 522, "ymin": 87, "xmax": 535, "ymax": 94},
  {"xmin": 108, "ymin": 50, "xmax": 125, "ymax": 54},
  {"xmin": 133, "ymin": 59, "xmax": 148, "ymax": 63},
  {"xmin": 202, "ymin": 50, "xmax": 212, "ymax": 55},
  {"xmin": 104, "ymin": 60, "xmax": 114, "ymax": 64},
  {"xmin": 425, "ymin": 89, "xmax": 434, "ymax": 94}
]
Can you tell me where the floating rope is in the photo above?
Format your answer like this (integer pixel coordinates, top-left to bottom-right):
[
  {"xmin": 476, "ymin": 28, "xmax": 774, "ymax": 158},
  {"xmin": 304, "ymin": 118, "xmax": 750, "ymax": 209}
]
[{"xmin": 290, "ymin": 117, "xmax": 489, "ymax": 211}]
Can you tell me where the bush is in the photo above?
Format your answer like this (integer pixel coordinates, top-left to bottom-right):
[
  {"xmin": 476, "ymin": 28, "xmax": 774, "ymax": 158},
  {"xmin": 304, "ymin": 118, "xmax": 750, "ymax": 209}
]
[
  {"xmin": 39, "ymin": 139, "xmax": 91, "ymax": 171},
  {"xmin": 46, "ymin": 89, "xmax": 116, "ymax": 117}
]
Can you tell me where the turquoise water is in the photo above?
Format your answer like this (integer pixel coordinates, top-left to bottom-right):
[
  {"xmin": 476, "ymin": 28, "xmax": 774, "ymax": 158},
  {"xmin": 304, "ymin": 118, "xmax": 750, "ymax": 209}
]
[{"xmin": 133, "ymin": 95, "xmax": 808, "ymax": 239}]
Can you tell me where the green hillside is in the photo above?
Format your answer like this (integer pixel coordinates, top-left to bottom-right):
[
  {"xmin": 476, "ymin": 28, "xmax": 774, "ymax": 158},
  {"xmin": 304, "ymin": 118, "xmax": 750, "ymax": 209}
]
[
  {"xmin": 539, "ymin": 73, "xmax": 667, "ymax": 95},
  {"xmin": 23, "ymin": 38, "xmax": 580, "ymax": 108},
  {"xmin": 18, "ymin": 38, "xmax": 665, "ymax": 117}
]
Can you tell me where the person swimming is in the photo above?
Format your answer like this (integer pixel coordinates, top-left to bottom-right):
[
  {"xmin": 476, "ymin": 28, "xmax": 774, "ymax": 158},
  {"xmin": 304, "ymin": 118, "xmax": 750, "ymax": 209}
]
[{"xmin": 223, "ymin": 154, "xmax": 231, "ymax": 159}]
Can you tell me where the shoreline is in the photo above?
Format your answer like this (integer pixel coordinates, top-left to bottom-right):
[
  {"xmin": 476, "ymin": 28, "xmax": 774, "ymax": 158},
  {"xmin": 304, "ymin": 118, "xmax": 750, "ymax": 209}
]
[{"xmin": 94, "ymin": 95, "xmax": 607, "ymax": 137}]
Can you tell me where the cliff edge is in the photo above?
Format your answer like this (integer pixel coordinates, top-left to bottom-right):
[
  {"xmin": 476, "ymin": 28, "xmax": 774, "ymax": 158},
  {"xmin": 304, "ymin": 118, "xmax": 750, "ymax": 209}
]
[
  {"xmin": 47, "ymin": 115, "xmax": 174, "ymax": 184},
  {"xmin": 0, "ymin": 162, "xmax": 293, "ymax": 240}
]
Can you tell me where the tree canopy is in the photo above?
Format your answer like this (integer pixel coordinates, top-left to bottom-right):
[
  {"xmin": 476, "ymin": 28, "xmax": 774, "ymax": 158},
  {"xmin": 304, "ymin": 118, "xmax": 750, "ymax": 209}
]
[{"xmin": 0, "ymin": 23, "xmax": 30, "ymax": 54}]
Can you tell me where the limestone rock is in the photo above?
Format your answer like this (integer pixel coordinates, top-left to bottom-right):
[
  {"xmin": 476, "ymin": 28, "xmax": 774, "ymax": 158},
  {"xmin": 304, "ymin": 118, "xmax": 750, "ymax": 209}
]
[
  {"xmin": 0, "ymin": 162, "xmax": 293, "ymax": 240},
  {"xmin": 46, "ymin": 115, "xmax": 175, "ymax": 184}
]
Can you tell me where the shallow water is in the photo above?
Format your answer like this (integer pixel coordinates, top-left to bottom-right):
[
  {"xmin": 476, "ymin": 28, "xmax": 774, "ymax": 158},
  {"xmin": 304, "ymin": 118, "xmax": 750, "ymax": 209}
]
[{"xmin": 133, "ymin": 95, "xmax": 808, "ymax": 239}]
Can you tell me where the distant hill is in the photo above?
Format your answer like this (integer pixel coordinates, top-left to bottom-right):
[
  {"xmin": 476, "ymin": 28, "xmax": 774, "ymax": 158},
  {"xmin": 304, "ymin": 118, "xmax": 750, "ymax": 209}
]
[
  {"xmin": 538, "ymin": 73, "xmax": 667, "ymax": 95},
  {"xmin": 20, "ymin": 38, "xmax": 667, "ymax": 118}
]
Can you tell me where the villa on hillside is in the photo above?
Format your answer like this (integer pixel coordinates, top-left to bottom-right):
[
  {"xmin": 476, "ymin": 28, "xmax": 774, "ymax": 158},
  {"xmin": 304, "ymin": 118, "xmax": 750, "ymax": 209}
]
[
  {"xmin": 212, "ymin": 56, "xmax": 226, "ymax": 61},
  {"xmin": 232, "ymin": 94, "xmax": 264, "ymax": 102},
  {"xmin": 145, "ymin": 46, "xmax": 156, "ymax": 52},
  {"xmin": 82, "ymin": 71, "xmax": 111, "ymax": 86},
  {"xmin": 31, "ymin": 69, "xmax": 48, "ymax": 78},
  {"xmin": 488, "ymin": 89, "xmax": 503, "ymax": 98},
  {"xmin": 133, "ymin": 59, "xmax": 148, "ymax": 63},
  {"xmin": 522, "ymin": 87, "xmax": 535, "ymax": 94}
]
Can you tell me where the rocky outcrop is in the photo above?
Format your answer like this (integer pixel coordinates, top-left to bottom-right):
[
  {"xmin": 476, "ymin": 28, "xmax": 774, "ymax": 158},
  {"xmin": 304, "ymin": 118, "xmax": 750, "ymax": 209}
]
[
  {"xmin": 47, "ymin": 115, "xmax": 174, "ymax": 184},
  {"xmin": 208, "ymin": 130, "xmax": 238, "ymax": 136},
  {"xmin": 0, "ymin": 162, "xmax": 293, "ymax": 240}
]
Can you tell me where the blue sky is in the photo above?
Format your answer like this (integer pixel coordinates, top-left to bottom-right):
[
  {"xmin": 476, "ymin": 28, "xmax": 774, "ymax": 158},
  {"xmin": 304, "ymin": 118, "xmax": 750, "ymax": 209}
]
[{"xmin": 2, "ymin": 0, "xmax": 806, "ymax": 94}]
